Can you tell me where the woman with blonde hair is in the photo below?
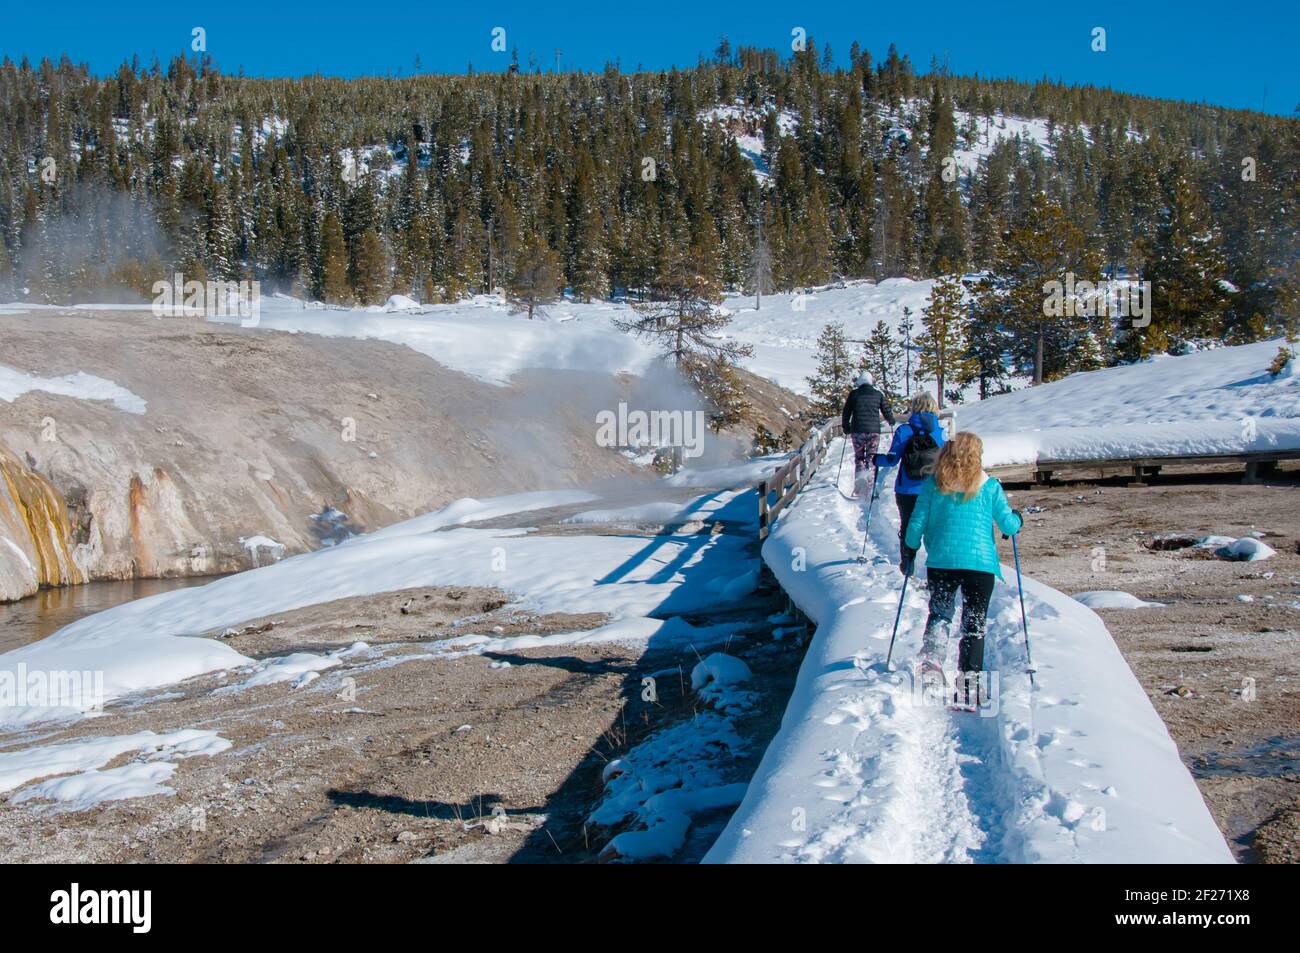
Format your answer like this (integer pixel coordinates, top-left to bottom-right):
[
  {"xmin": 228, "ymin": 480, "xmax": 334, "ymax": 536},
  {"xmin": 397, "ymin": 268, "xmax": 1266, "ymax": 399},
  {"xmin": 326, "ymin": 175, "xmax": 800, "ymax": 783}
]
[
  {"xmin": 874, "ymin": 390, "xmax": 944, "ymax": 555},
  {"xmin": 901, "ymin": 431, "xmax": 1022, "ymax": 705}
]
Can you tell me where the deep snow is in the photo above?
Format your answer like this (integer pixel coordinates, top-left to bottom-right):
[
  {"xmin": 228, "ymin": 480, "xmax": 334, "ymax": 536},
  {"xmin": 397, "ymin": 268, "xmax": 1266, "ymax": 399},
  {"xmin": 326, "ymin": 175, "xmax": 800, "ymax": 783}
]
[
  {"xmin": 704, "ymin": 439, "xmax": 1234, "ymax": 863},
  {"xmin": 960, "ymin": 339, "xmax": 1300, "ymax": 467}
]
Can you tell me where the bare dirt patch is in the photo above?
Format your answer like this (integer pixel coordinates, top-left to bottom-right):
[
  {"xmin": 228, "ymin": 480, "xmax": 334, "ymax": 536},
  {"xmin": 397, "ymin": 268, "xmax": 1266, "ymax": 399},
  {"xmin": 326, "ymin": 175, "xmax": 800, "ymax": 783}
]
[{"xmin": 1003, "ymin": 464, "xmax": 1300, "ymax": 862}]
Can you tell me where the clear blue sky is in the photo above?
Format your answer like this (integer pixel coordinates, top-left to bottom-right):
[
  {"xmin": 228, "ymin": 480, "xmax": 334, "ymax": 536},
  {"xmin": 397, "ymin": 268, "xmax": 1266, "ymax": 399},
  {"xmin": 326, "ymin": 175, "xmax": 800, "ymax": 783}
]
[{"xmin": 3, "ymin": 1, "xmax": 1296, "ymax": 115}]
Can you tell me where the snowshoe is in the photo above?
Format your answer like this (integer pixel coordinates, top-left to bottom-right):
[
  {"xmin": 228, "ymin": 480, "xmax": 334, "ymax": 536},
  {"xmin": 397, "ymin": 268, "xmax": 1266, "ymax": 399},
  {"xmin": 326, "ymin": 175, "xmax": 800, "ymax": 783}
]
[{"xmin": 918, "ymin": 658, "xmax": 946, "ymax": 704}]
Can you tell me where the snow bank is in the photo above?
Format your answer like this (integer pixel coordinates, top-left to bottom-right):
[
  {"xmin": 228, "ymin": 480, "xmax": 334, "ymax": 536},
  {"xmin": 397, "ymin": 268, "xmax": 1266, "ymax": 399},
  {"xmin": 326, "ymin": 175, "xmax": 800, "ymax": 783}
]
[
  {"xmin": 962, "ymin": 340, "xmax": 1300, "ymax": 467},
  {"xmin": 592, "ymin": 651, "xmax": 755, "ymax": 861},
  {"xmin": 12, "ymin": 761, "xmax": 178, "ymax": 811},
  {"xmin": 0, "ymin": 488, "xmax": 756, "ymax": 725},
  {"xmin": 705, "ymin": 440, "xmax": 1232, "ymax": 863},
  {"xmin": 0, "ymin": 728, "xmax": 229, "ymax": 795},
  {"xmin": 0, "ymin": 363, "xmax": 146, "ymax": 414},
  {"xmin": 1072, "ymin": 591, "xmax": 1165, "ymax": 610}
]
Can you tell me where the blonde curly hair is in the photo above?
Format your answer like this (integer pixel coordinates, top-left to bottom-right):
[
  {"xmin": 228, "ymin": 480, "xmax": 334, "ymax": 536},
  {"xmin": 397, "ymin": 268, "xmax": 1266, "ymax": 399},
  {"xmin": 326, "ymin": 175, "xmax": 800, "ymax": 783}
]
[
  {"xmin": 932, "ymin": 431, "xmax": 985, "ymax": 501},
  {"xmin": 908, "ymin": 392, "xmax": 938, "ymax": 416}
]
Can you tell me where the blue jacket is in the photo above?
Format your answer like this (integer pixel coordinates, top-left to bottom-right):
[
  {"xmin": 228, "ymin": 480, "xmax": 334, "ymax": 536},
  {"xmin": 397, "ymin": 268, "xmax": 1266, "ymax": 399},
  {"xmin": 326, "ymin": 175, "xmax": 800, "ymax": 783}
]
[
  {"xmin": 904, "ymin": 474, "xmax": 1023, "ymax": 580},
  {"xmin": 876, "ymin": 412, "xmax": 945, "ymax": 496}
]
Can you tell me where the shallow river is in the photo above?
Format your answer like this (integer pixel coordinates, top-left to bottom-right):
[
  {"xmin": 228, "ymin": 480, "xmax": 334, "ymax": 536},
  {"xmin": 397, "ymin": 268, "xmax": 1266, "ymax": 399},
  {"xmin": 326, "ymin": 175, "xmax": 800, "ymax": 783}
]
[{"xmin": 0, "ymin": 576, "xmax": 224, "ymax": 654}]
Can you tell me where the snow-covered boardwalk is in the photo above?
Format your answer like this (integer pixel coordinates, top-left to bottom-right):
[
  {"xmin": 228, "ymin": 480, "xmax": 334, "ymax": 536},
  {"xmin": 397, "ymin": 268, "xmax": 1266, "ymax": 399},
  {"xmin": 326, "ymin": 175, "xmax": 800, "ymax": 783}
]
[{"xmin": 706, "ymin": 439, "xmax": 1234, "ymax": 863}]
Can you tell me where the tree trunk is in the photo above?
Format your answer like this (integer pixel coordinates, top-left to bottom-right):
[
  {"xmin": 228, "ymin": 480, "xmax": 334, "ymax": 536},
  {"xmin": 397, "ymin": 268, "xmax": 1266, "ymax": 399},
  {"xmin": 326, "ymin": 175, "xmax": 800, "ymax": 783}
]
[{"xmin": 1035, "ymin": 326, "xmax": 1044, "ymax": 384}]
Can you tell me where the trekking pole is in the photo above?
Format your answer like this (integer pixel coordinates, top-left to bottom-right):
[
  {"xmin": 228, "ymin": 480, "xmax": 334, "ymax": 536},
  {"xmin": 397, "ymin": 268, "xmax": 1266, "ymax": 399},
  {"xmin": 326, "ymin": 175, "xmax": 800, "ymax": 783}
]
[
  {"xmin": 884, "ymin": 573, "xmax": 909, "ymax": 670},
  {"xmin": 856, "ymin": 463, "xmax": 881, "ymax": 563},
  {"xmin": 1011, "ymin": 533, "xmax": 1035, "ymax": 687},
  {"xmin": 834, "ymin": 433, "xmax": 848, "ymax": 491}
]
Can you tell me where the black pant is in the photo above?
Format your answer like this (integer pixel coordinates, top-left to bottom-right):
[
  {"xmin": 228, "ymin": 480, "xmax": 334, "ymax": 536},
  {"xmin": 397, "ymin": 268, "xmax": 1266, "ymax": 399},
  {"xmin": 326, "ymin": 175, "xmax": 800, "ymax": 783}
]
[
  {"xmin": 895, "ymin": 493, "xmax": 918, "ymax": 553},
  {"xmin": 925, "ymin": 567, "xmax": 995, "ymax": 673}
]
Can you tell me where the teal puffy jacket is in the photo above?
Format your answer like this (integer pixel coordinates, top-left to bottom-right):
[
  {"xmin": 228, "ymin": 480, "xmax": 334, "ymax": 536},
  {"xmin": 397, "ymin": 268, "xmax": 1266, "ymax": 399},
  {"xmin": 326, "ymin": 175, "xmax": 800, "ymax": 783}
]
[{"xmin": 903, "ymin": 474, "xmax": 1023, "ymax": 580}]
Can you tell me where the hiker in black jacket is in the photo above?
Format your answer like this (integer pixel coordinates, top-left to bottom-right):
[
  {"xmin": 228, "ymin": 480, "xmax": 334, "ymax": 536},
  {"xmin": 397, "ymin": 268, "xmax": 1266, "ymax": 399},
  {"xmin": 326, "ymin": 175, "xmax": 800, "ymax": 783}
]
[{"xmin": 841, "ymin": 371, "xmax": 896, "ymax": 497}]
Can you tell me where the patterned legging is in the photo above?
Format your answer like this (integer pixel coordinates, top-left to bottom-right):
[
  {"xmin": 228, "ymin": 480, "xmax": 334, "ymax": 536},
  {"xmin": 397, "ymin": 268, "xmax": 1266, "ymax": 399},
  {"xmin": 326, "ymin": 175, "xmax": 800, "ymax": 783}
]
[{"xmin": 850, "ymin": 432, "xmax": 880, "ymax": 474}]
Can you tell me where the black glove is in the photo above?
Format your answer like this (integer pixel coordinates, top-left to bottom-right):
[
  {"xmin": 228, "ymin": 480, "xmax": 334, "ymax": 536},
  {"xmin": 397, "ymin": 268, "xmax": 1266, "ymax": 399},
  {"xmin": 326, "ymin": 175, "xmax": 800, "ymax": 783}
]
[
  {"xmin": 900, "ymin": 547, "xmax": 916, "ymax": 576},
  {"xmin": 1003, "ymin": 509, "xmax": 1023, "ymax": 540}
]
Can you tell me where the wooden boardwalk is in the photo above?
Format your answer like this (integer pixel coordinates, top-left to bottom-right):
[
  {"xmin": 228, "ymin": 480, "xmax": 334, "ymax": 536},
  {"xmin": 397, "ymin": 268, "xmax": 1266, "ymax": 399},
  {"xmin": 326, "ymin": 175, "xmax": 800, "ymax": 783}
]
[{"xmin": 988, "ymin": 448, "xmax": 1300, "ymax": 486}]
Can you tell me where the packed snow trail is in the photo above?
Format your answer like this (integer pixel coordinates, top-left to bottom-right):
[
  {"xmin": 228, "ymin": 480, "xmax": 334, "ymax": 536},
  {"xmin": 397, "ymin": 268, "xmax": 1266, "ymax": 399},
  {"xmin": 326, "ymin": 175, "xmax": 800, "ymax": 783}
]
[{"xmin": 705, "ymin": 439, "xmax": 1233, "ymax": 864}]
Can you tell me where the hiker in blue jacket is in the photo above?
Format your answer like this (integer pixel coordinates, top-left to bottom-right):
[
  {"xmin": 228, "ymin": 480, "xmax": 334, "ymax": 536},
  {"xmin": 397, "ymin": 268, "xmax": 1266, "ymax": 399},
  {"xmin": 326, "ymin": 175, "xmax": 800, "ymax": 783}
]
[
  {"xmin": 874, "ymin": 392, "xmax": 945, "ymax": 558},
  {"xmin": 900, "ymin": 431, "xmax": 1023, "ymax": 706}
]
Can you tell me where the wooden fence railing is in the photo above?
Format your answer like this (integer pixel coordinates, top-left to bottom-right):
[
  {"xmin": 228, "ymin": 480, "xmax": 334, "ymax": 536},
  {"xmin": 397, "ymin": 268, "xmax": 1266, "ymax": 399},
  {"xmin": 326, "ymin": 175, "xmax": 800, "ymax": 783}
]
[{"xmin": 756, "ymin": 420, "xmax": 837, "ymax": 540}]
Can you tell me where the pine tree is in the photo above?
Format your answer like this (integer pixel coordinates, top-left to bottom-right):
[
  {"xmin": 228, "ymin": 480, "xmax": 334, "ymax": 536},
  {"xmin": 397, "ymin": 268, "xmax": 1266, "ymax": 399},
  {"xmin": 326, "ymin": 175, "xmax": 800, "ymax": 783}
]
[
  {"xmin": 319, "ymin": 212, "xmax": 350, "ymax": 304},
  {"xmin": 616, "ymin": 252, "xmax": 741, "ymax": 363},
  {"xmin": 916, "ymin": 270, "xmax": 976, "ymax": 406},
  {"xmin": 350, "ymin": 227, "xmax": 389, "ymax": 305},
  {"xmin": 688, "ymin": 353, "xmax": 749, "ymax": 434},
  {"xmin": 507, "ymin": 235, "xmax": 562, "ymax": 319},
  {"xmin": 615, "ymin": 250, "xmax": 752, "ymax": 442},
  {"xmin": 963, "ymin": 296, "xmax": 1011, "ymax": 399},
  {"xmin": 1125, "ymin": 162, "xmax": 1230, "ymax": 357},
  {"xmin": 896, "ymin": 305, "xmax": 916, "ymax": 397},
  {"xmin": 748, "ymin": 216, "xmax": 774, "ymax": 309},
  {"xmin": 805, "ymin": 322, "xmax": 856, "ymax": 421},
  {"xmin": 862, "ymin": 319, "xmax": 906, "ymax": 403},
  {"xmin": 568, "ymin": 150, "xmax": 609, "ymax": 300},
  {"xmin": 977, "ymin": 194, "xmax": 1101, "ymax": 384}
]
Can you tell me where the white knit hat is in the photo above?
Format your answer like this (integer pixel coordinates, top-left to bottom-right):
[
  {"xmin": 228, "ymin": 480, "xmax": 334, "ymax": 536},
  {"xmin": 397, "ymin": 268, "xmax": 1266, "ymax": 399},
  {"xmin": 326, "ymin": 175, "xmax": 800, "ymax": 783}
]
[{"xmin": 855, "ymin": 370, "xmax": 874, "ymax": 386}]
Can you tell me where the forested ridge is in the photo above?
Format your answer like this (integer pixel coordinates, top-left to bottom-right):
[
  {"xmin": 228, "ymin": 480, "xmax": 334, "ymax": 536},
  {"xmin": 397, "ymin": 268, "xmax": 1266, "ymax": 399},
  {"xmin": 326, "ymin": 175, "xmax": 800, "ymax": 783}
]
[{"xmin": 1, "ymin": 39, "xmax": 1296, "ymax": 373}]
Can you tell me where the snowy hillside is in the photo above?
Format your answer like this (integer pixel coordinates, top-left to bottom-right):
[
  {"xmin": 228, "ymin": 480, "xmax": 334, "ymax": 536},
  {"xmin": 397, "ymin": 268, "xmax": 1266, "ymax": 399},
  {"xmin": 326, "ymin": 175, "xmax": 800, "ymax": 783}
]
[
  {"xmin": 960, "ymin": 340, "xmax": 1300, "ymax": 467},
  {"xmin": 722, "ymin": 279, "xmax": 936, "ymax": 394},
  {"xmin": 705, "ymin": 442, "xmax": 1234, "ymax": 863}
]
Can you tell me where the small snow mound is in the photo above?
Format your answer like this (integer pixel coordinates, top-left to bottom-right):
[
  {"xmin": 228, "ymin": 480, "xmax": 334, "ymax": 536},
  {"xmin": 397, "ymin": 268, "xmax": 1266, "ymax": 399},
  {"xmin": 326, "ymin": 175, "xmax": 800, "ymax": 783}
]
[
  {"xmin": 382, "ymin": 294, "xmax": 422, "ymax": 311},
  {"xmin": 12, "ymin": 761, "xmax": 178, "ymax": 811},
  {"xmin": 239, "ymin": 534, "xmax": 285, "ymax": 567},
  {"xmin": 690, "ymin": 653, "xmax": 752, "ymax": 692},
  {"xmin": 1215, "ymin": 537, "xmax": 1276, "ymax": 562},
  {"xmin": 1072, "ymin": 591, "xmax": 1165, "ymax": 610}
]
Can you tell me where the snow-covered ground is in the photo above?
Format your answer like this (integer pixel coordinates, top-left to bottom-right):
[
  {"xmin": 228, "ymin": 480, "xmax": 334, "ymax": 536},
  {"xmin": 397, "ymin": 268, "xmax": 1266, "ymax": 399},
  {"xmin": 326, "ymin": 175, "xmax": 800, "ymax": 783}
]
[
  {"xmin": 0, "ymin": 483, "xmax": 773, "ymax": 727},
  {"xmin": 0, "ymin": 728, "xmax": 230, "ymax": 812},
  {"xmin": 961, "ymin": 339, "xmax": 1300, "ymax": 467},
  {"xmin": 705, "ymin": 439, "xmax": 1233, "ymax": 863}
]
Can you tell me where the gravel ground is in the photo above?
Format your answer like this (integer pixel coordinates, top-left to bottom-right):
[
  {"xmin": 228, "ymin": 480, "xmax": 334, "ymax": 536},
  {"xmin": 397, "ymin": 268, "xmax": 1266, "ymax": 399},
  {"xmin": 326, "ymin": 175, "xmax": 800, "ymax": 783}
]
[
  {"xmin": 0, "ymin": 575, "xmax": 802, "ymax": 864},
  {"xmin": 1002, "ymin": 463, "xmax": 1300, "ymax": 862}
]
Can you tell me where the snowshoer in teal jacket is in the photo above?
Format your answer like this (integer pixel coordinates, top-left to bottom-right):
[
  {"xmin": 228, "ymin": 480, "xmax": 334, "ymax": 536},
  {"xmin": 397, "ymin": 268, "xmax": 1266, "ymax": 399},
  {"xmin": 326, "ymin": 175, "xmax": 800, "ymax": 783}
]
[{"xmin": 900, "ymin": 431, "xmax": 1022, "ymax": 706}]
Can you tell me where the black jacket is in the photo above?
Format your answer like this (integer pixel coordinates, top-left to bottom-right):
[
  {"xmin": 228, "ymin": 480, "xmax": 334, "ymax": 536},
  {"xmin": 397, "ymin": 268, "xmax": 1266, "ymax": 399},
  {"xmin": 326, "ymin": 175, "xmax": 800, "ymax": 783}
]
[{"xmin": 841, "ymin": 384, "xmax": 895, "ymax": 434}]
